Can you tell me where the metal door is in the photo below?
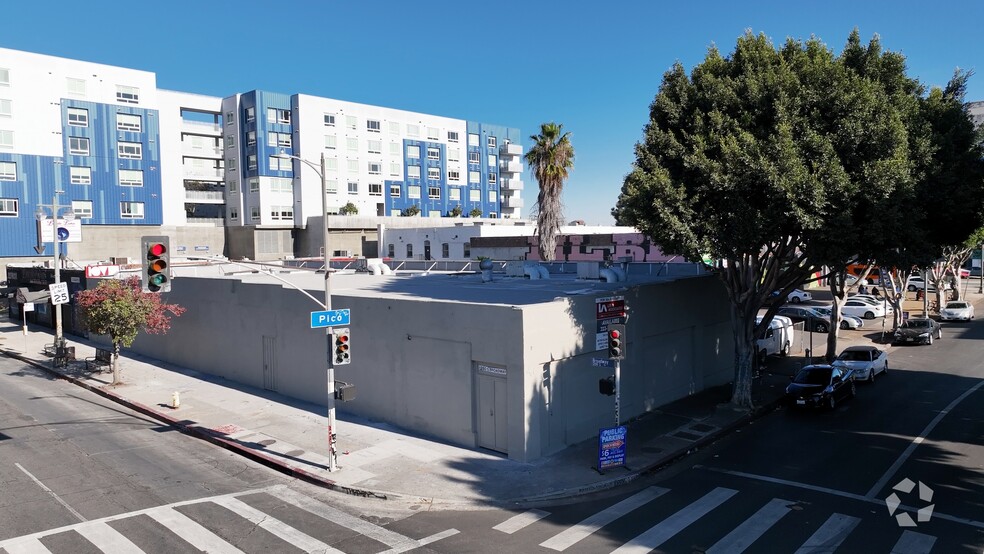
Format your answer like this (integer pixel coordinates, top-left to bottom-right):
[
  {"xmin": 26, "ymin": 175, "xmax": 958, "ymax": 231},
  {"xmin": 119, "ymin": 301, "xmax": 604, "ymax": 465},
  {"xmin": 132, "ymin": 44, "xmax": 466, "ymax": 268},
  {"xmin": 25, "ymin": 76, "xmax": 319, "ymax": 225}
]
[
  {"xmin": 477, "ymin": 373, "xmax": 507, "ymax": 453},
  {"xmin": 262, "ymin": 335, "xmax": 277, "ymax": 391},
  {"xmin": 424, "ymin": 240, "xmax": 432, "ymax": 261}
]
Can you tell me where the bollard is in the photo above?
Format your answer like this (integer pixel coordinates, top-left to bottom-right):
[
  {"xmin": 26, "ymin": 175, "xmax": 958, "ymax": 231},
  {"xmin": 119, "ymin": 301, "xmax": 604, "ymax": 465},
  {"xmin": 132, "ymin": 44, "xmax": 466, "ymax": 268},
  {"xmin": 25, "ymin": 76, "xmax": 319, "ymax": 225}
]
[{"xmin": 171, "ymin": 391, "xmax": 180, "ymax": 409}]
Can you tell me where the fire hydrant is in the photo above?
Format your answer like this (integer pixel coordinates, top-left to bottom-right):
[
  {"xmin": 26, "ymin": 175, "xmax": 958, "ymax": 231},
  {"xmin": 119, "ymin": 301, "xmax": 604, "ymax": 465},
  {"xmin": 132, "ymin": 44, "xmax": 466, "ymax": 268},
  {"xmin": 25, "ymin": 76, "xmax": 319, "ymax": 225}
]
[{"xmin": 171, "ymin": 391, "xmax": 180, "ymax": 409}]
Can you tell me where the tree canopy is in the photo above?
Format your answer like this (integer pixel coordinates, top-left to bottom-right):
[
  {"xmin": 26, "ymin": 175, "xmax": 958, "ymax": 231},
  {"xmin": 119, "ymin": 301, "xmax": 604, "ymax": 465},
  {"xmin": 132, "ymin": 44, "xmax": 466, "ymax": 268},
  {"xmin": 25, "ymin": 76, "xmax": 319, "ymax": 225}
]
[{"xmin": 526, "ymin": 122, "xmax": 575, "ymax": 260}]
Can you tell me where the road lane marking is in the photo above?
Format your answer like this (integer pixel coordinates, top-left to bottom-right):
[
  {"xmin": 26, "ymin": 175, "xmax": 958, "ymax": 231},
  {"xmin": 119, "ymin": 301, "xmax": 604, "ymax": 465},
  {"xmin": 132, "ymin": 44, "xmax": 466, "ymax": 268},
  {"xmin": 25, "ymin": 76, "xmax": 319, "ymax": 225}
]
[
  {"xmin": 794, "ymin": 513, "xmax": 859, "ymax": 553},
  {"xmin": 891, "ymin": 530, "xmax": 937, "ymax": 553},
  {"xmin": 75, "ymin": 521, "xmax": 143, "ymax": 554},
  {"xmin": 211, "ymin": 495, "xmax": 342, "ymax": 553},
  {"xmin": 539, "ymin": 486, "xmax": 669, "ymax": 551},
  {"xmin": 2, "ymin": 538, "xmax": 52, "ymax": 554},
  {"xmin": 706, "ymin": 498, "xmax": 792, "ymax": 554},
  {"xmin": 865, "ymin": 379, "xmax": 984, "ymax": 499},
  {"xmin": 15, "ymin": 462, "xmax": 86, "ymax": 522},
  {"xmin": 147, "ymin": 508, "xmax": 244, "ymax": 554},
  {"xmin": 612, "ymin": 487, "xmax": 737, "ymax": 554},
  {"xmin": 493, "ymin": 509, "xmax": 551, "ymax": 534}
]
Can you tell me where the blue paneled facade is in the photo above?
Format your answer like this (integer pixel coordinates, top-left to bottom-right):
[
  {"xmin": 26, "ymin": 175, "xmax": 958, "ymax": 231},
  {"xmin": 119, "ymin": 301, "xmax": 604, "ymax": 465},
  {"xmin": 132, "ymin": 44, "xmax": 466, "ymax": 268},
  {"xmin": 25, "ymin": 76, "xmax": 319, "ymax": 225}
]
[
  {"xmin": 0, "ymin": 99, "xmax": 162, "ymax": 257},
  {"xmin": 239, "ymin": 91, "xmax": 294, "ymax": 182}
]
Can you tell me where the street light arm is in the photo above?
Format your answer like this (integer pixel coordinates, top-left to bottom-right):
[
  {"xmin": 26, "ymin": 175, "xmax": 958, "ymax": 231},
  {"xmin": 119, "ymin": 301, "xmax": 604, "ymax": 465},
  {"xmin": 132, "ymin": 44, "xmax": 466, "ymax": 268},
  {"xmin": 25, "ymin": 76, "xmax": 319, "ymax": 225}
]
[
  {"xmin": 186, "ymin": 257, "xmax": 327, "ymax": 309},
  {"xmin": 274, "ymin": 152, "xmax": 324, "ymax": 180}
]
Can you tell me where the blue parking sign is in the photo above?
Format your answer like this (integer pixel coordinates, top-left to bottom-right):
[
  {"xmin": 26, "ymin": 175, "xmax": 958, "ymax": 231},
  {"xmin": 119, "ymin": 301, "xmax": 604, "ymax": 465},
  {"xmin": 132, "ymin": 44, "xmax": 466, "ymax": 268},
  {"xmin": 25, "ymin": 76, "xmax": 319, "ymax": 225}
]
[{"xmin": 598, "ymin": 425, "xmax": 627, "ymax": 471}]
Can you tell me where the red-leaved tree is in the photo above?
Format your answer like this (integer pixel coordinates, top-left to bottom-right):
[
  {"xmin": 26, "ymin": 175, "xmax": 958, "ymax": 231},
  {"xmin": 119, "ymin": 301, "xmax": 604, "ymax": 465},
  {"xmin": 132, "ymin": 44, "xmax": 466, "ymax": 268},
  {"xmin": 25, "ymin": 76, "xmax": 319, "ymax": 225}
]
[{"xmin": 74, "ymin": 276, "xmax": 185, "ymax": 384}]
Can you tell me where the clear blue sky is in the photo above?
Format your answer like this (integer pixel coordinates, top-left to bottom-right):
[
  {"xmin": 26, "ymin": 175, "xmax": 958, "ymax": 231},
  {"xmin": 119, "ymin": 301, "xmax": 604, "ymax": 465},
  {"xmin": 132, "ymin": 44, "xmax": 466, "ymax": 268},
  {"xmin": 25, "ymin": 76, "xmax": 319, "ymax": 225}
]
[{"xmin": 4, "ymin": 1, "xmax": 982, "ymax": 225}]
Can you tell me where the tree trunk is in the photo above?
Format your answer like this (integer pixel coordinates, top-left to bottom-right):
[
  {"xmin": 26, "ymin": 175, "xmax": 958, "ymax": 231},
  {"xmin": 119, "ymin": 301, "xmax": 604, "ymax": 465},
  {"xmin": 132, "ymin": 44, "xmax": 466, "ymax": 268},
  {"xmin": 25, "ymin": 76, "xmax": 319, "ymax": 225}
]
[
  {"xmin": 729, "ymin": 301, "xmax": 756, "ymax": 410},
  {"xmin": 111, "ymin": 342, "xmax": 122, "ymax": 385},
  {"xmin": 826, "ymin": 280, "xmax": 845, "ymax": 362}
]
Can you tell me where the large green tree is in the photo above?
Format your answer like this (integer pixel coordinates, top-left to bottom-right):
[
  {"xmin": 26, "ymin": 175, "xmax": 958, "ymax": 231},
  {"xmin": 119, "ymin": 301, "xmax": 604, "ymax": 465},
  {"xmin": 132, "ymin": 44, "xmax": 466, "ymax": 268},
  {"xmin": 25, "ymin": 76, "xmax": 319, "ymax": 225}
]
[
  {"xmin": 75, "ymin": 276, "xmax": 185, "ymax": 384},
  {"xmin": 525, "ymin": 122, "xmax": 575, "ymax": 261},
  {"xmin": 613, "ymin": 30, "xmax": 937, "ymax": 408}
]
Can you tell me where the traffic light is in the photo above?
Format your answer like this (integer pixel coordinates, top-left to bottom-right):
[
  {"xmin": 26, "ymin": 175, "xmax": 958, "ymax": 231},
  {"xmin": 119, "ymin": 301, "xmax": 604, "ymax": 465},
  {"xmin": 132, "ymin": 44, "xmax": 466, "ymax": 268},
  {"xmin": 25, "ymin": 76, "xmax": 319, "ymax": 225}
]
[
  {"xmin": 141, "ymin": 236, "xmax": 171, "ymax": 293},
  {"xmin": 333, "ymin": 327, "xmax": 351, "ymax": 365},
  {"xmin": 599, "ymin": 375, "xmax": 615, "ymax": 396},
  {"xmin": 608, "ymin": 324, "xmax": 625, "ymax": 360}
]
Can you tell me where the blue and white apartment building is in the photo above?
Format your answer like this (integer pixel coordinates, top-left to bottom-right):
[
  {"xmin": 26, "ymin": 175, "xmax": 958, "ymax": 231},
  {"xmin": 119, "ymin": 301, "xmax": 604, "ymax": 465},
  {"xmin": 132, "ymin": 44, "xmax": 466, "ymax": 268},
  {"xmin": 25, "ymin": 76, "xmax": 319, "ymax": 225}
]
[{"xmin": 0, "ymin": 47, "xmax": 525, "ymax": 270}]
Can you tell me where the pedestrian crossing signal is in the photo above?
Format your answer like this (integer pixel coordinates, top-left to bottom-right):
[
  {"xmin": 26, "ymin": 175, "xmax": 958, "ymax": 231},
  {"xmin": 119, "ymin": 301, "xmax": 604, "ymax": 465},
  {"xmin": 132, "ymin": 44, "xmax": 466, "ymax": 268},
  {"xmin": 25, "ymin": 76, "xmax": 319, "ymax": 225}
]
[{"xmin": 333, "ymin": 327, "xmax": 351, "ymax": 365}]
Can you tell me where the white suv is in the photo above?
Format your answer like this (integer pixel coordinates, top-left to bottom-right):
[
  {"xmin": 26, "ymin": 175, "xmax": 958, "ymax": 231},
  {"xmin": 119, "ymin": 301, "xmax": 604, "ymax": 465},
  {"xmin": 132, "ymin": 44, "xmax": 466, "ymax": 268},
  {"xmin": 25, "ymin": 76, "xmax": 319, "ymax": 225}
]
[{"xmin": 906, "ymin": 275, "xmax": 951, "ymax": 292}]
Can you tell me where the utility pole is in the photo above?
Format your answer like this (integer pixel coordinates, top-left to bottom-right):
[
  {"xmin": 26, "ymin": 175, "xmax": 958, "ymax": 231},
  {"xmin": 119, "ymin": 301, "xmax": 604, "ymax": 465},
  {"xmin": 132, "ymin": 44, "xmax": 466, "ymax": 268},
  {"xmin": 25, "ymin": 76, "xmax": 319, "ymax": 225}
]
[{"xmin": 35, "ymin": 191, "xmax": 73, "ymax": 352}]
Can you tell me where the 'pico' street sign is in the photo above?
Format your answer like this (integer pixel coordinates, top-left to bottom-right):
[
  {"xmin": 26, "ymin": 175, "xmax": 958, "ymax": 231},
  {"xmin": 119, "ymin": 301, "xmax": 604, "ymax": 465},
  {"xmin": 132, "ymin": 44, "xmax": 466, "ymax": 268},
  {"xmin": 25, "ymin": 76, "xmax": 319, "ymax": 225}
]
[{"xmin": 311, "ymin": 309, "xmax": 351, "ymax": 328}]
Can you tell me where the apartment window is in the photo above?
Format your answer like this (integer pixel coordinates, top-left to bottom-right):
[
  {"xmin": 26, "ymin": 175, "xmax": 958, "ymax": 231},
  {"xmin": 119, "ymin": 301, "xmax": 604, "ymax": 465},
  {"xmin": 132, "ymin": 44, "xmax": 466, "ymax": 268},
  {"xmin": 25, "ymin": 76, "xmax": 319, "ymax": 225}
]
[
  {"xmin": 346, "ymin": 115, "xmax": 357, "ymax": 130},
  {"xmin": 347, "ymin": 181, "xmax": 358, "ymax": 194},
  {"xmin": 324, "ymin": 158, "xmax": 338, "ymax": 171},
  {"xmin": 468, "ymin": 133, "xmax": 479, "ymax": 146},
  {"xmin": 268, "ymin": 132, "xmax": 291, "ymax": 148},
  {"xmin": 246, "ymin": 107, "xmax": 255, "ymax": 122},
  {"xmin": 369, "ymin": 183, "xmax": 382, "ymax": 196},
  {"xmin": 428, "ymin": 186, "xmax": 441, "ymax": 199},
  {"xmin": 116, "ymin": 85, "xmax": 139, "ymax": 104},
  {"xmin": 388, "ymin": 244, "xmax": 395, "ymax": 257},
  {"xmin": 347, "ymin": 137, "xmax": 358, "ymax": 151},
  {"xmin": 118, "ymin": 142, "xmax": 142, "ymax": 159},
  {"xmin": 325, "ymin": 135, "xmax": 337, "ymax": 149},
  {"xmin": 271, "ymin": 206, "xmax": 294, "ymax": 220},
  {"xmin": 67, "ymin": 107, "xmax": 88, "ymax": 127},
  {"xmin": 346, "ymin": 159, "xmax": 359, "ymax": 173},
  {"xmin": 488, "ymin": 172, "xmax": 497, "ymax": 184},
  {"xmin": 427, "ymin": 127, "xmax": 439, "ymax": 141},
  {"xmin": 247, "ymin": 131, "xmax": 256, "ymax": 146},
  {"xmin": 367, "ymin": 140, "xmax": 381, "ymax": 154},
  {"xmin": 69, "ymin": 137, "xmax": 89, "ymax": 155},
  {"xmin": 0, "ymin": 161, "xmax": 16, "ymax": 181},
  {"xmin": 448, "ymin": 131, "xmax": 459, "ymax": 143},
  {"xmin": 119, "ymin": 169, "xmax": 143, "ymax": 186},
  {"xmin": 268, "ymin": 156, "xmax": 291, "ymax": 171},
  {"xmin": 406, "ymin": 124, "xmax": 420, "ymax": 137},
  {"xmin": 229, "ymin": 208, "xmax": 239, "ymax": 220},
  {"xmin": 408, "ymin": 185, "xmax": 421, "ymax": 199},
  {"xmin": 368, "ymin": 162, "xmax": 381, "ymax": 175},
  {"xmin": 442, "ymin": 243, "xmax": 449, "ymax": 258},
  {"xmin": 268, "ymin": 108, "xmax": 291, "ymax": 124},
  {"xmin": 226, "ymin": 111, "xmax": 234, "ymax": 124},
  {"xmin": 407, "ymin": 165, "xmax": 420, "ymax": 179},
  {"xmin": 427, "ymin": 147, "xmax": 440, "ymax": 160},
  {"xmin": 72, "ymin": 200, "xmax": 92, "ymax": 219},
  {"xmin": 427, "ymin": 167, "xmax": 440, "ymax": 181},
  {"xmin": 448, "ymin": 169, "xmax": 460, "ymax": 182},
  {"xmin": 388, "ymin": 121, "xmax": 400, "ymax": 134},
  {"xmin": 249, "ymin": 179, "xmax": 260, "ymax": 193},
  {"xmin": 120, "ymin": 201, "xmax": 144, "ymax": 219},
  {"xmin": 448, "ymin": 187, "xmax": 461, "ymax": 201},
  {"xmin": 489, "ymin": 212, "xmax": 497, "ymax": 218},
  {"xmin": 389, "ymin": 162, "xmax": 401, "ymax": 176},
  {"xmin": 70, "ymin": 166, "xmax": 91, "ymax": 184},
  {"xmin": 448, "ymin": 148, "xmax": 459, "ymax": 163},
  {"xmin": 488, "ymin": 190, "xmax": 498, "ymax": 203},
  {"xmin": 0, "ymin": 99, "xmax": 10, "ymax": 117},
  {"xmin": 225, "ymin": 135, "xmax": 235, "ymax": 148},
  {"xmin": 0, "ymin": 198, "xmax": 17, "ymax": 216},
  {"xmin": 0, "ymin": 69, "xmax": 8, "ymax": 86},
  {"xmin": 406, "ymin": 145, "xmax": 420, "ymax": 159},
  {"xmin": 248, "ymin": 155, "xmax": 258, "ymax": 170},
  {"xmin": 487, "ymin": 136, "xmax": 497, "ymax": 149},
  {"xmin": 270, "ymin": 177, "xmax": 293, "ymax": 193},
  {"xmin": 117, "ymin": 114, "xmax": 142, "ymax": 132},
  {"xmin": 488, "ymin": 155, "xmax": 497, "ymax": 167},
  {"xmin": 251, "ymin": 206, "xmax": 260, "ymax": 220},
  {"xmin": 470, "ymin": 189, "xmax": 481, "ymax": 202},
  {"xmin": 388, "ymin": 142, "xmax": 399, "ymax": 156},
  {"xmin": 326, "ymin": 179, "xmax": 338, "ymax": 193},
  {"xmin": 468, "ymin": 151, "xmax": 480, "ymax": 164},
  {"xmin": 367, "ymin": 119, "xmax": 381, "ymax": 133},
  {"xmin": 389, "ymin": 185, "xmax": 401, "ymax": 197},
  {"xmin": 468, "ymin": 171, "xmax": 480, "ymax": 183},
  {"xmin": 324, "ymin": 113, "xmax": 336, "ymax": 126},
  {"xmin": 227, "ymin": 158, "xmax": 237, "ymax": 171}
]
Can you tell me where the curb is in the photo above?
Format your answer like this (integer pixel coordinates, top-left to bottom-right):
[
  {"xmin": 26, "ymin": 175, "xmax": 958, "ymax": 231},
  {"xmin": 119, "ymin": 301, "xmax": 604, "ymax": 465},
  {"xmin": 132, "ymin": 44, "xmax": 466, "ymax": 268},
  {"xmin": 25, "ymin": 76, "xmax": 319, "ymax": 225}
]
[{"xmin": 0, "ymin": 347, "xmax": 389, "ymax": 501}]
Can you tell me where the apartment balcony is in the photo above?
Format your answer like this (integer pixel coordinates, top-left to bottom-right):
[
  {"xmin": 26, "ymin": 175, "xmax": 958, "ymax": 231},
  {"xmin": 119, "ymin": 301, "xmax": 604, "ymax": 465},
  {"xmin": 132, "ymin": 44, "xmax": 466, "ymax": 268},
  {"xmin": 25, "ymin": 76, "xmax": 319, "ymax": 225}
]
[
  {"xmin": 500, "ymin": 143, "xmax": 523, "ymax": 156},
  {"xmin": 501, "ymin": 178, "xmax": 524, "ymax": 191},
  {"xmin": 182, "ymin": 144, "xmax": 223, "ymax": 158},
  {"xmin": 500, "ymin": 161, "xmax": 523, "ymax": 174},
  {"xmin": 185, "ymin": 190, "xmax": 225, "ymax": 203},
  {"xmin": 185, "ymin": 216, "xmax": 225, "ymax": 226},
  {"xmin": 501, "ymin": 196, "xmax": 524, "ymax": 209},
  {"xmin": 183, "ymin": 165, "xmax": 224, "ymax": 180},
  {"xmin": 182, "ymin": 120, "xmax": 223, "ymax": 137}
]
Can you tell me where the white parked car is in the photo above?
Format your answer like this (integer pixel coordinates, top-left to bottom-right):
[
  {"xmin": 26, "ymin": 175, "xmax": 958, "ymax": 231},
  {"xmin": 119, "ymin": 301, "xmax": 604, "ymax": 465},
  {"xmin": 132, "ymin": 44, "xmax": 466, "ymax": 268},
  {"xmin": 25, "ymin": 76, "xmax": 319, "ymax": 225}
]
[
  {"xmin": 832, "ymin": 346, "xmax": 888, "ymax": 383},
  {"xmin": 940, "ymin": 300, "xmax": 975, "ymax": 321},
  {"xmin": 841, "ymin": 299, "xmax": 887, "ymax": 319},
  {"xmin": 813, "ymin": 305, "xmax": 864, "ymax": 330},
  {"xmin": 905, "ymin": 275, "xmax": 952, "ymax": 292},
  {"xmin": 786, "ymin": 289, "xmax": 813, "ymax": 303},
  {"xmin": 850, "ymin": 295, "xmax": 894, "ymax": 314}
]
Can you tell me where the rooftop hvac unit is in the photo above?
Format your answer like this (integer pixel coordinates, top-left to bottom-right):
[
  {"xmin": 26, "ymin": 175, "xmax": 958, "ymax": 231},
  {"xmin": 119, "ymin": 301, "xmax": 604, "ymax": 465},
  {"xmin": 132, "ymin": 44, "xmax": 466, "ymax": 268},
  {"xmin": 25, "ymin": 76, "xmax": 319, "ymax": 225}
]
[{"xmin": 111, "ymin": 257, "xmax": 131, "ymax": 265}]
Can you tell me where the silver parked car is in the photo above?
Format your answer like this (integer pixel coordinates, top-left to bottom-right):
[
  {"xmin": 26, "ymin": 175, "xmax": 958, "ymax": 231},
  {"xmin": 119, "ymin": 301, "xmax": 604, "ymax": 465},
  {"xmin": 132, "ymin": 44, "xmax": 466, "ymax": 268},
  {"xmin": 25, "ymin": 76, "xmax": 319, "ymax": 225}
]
[
  {"xmin": 940, "ymin": 301, "xmax": 974, "ymax": 321},
  {"xmin": 832, "ymin": 345, "xmax": 888, "ymax": 383},
  {"xmin": 813, "ymin": 305, "xmax": 864, "ymax": 330}
]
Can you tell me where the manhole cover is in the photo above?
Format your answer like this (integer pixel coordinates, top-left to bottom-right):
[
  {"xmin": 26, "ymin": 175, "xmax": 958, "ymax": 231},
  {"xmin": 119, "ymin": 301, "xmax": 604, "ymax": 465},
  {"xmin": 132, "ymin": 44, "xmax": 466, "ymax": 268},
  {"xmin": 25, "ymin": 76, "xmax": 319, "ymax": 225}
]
[
  {"xmin": 672, "ymin": 431, "xmax": 702, "ymax": 441},
  {"xmin": 689, "ymin": 423, "xmax": 715, "ymax": 433},
  {"xmin": 257, "ymin": 439, "xmax": 277, "ymax": 446},
  {"xmin": 285, "ymin": 449, "xmax": 304, "ymax": 457}
]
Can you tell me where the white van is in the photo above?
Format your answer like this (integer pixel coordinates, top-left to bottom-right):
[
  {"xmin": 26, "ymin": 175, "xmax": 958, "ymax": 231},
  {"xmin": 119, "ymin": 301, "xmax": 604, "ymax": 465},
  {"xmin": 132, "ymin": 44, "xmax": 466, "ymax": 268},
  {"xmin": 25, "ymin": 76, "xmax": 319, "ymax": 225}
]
[{"xmin": 755, "ymin": 315, "xmax": 795, "ymax": 361}]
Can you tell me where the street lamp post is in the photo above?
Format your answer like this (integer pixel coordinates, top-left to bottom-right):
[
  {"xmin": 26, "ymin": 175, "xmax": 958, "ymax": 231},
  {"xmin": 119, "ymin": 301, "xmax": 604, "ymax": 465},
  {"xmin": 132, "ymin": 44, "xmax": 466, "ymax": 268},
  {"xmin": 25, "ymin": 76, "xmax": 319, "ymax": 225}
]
[
  {"xmin": 276, "ymin": 151, "xmax": 337, "ymax": 472},
  {"xmin": 35, "ymin": 191, "xmax": 74, "ymax": 352},
  {"xmin": 978, "ymin": 244, "xmax": 983, "ymax": 295}
]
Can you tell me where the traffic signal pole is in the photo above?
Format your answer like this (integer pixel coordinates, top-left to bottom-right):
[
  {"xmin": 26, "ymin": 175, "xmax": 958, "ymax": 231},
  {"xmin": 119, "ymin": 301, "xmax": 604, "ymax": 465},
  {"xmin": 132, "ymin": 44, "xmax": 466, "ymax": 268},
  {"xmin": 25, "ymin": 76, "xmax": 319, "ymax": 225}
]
[{"xmin": 615, "ymin": 359, "xmax": 621, "ymax": 426}]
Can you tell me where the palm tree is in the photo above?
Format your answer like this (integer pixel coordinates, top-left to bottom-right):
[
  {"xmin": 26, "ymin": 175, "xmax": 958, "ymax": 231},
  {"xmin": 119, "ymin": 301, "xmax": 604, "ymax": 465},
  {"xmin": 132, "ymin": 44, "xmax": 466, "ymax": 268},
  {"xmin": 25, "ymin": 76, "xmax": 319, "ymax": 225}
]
[{"xmin": 525, "ymin": 122, "xmax": 574, "ymax": 261}]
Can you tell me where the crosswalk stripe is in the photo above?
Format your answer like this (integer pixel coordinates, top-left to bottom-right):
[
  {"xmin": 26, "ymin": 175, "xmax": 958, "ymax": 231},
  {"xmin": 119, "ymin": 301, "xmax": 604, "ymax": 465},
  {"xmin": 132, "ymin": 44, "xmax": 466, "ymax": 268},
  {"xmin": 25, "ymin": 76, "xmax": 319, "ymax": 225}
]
[
  {"xmin": 612, "ymin": 487, "xmax": 738, "ymax": 554},
  {"xmin": 269, "ymin": 487, "xmax": 419, "ymax": 551},
  {"xmin": 706, "ymin": 498, "xmax": 792, "ymax": 554},
  {"xmin": 75, "ymin": 521, "xmax": 143, "ymax": 554},
  {"xmin": 891, "ymin": 530, "xmax": 937, "ymax": 554},
  {"xmin": 794, "ymin": 513, "xmax": 860, "ymax": 554},
  {"xmin": 147, "ymin": 507, "xmax": 244, "ymax": 554},
  {"xmin": 539, "ymin": 486, "xmax": 669, "ymax": 551},
  {"xmin": 493, "ymin": 509, "xmax": 551, "ymax": 534},
  {"xmin": 210, "ymin": 496, "xmax": 343, "ymax": 553},
  {"xmin": 378, "ymin": 528, "xmax": 460, "ymax": 553},
  {"xmin": 2, "ymin": 538, "xmax": 52, "ymax": 554}
]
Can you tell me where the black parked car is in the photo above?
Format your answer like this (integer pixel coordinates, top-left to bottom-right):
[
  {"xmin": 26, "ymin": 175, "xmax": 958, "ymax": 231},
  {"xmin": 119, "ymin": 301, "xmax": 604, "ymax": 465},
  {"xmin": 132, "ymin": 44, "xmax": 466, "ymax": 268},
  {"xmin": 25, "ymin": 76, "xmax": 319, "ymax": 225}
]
[
  {"xmin": 785, "ymin": 364, "xmax": 856, "ymax": 410},
  {"xmin": 776, "ymin": 306, "xmax": 831, "ymax": 333},
  {"xmin": 893, "ymin": 317, "xmax": 942, "ymax": 345}
]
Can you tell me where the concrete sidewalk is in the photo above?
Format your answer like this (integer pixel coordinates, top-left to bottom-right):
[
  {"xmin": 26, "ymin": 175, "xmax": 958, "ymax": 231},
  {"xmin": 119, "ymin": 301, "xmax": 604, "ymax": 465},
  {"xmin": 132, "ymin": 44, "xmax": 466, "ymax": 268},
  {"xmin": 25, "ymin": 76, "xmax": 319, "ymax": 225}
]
[{"xmin": 0, "ymin": 286, "xmax": 975, "ymax": 508}]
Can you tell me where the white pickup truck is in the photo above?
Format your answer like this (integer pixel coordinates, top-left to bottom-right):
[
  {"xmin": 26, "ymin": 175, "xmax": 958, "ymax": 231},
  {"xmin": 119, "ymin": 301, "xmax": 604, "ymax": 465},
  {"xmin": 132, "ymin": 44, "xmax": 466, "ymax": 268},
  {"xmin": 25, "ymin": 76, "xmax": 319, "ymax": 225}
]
[{"xmin": 755, "ymin": 315, "xmax": 795, "ymax": 362}]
